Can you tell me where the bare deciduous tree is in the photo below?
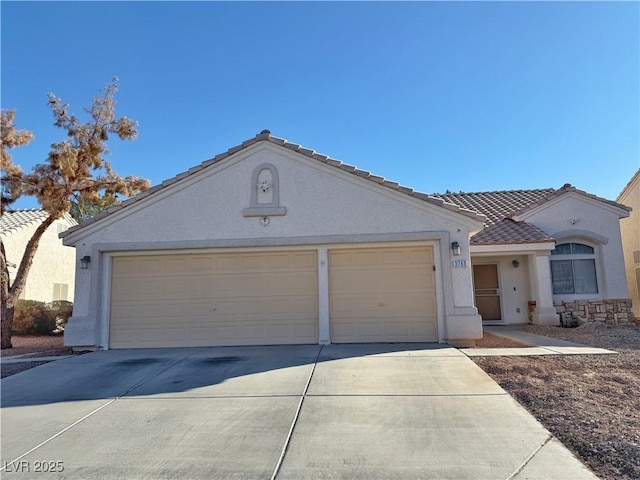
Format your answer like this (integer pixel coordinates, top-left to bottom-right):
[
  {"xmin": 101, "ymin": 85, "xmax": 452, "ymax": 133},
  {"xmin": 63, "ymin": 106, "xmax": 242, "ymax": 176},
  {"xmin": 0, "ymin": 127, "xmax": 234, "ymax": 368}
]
[{"xmin": 1, "ymin": 78, "xmax": 149, "ymax": 349}]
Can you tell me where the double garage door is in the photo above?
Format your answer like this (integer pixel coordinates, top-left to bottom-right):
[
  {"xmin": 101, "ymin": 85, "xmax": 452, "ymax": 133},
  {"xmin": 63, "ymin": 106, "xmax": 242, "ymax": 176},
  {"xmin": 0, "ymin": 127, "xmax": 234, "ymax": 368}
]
[{"xmin": 110, "ymin": 246, "xmax": 437, "ymax": 348}]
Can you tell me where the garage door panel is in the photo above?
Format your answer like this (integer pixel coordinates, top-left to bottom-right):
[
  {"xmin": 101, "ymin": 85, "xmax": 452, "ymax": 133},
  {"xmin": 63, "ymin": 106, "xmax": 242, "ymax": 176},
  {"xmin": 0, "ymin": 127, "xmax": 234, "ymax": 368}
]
[
  {"xmin": 329, "ymin": 246, "xmax": 437, "ymax": 343},
  {"xmin": 208, "ymin": 272, "xmax": 316, "ymax": 294},
  {"xmin": 330, "ymin": 293, "xmax": 434, "ymax": 318},
  {"xmin": 331, "ymin": 318, "xmax": 437, "ymax": 343},
  {"xmin": 110, "ymin": 251, "xmax": 318, "ymax": 348},
  {"xmin": 212, "ymin": 296, "xmax": 317, "ymax": 316},
  {"xmin": 330, "ymin": 273, "xmax": 433, "ymax": 294}
]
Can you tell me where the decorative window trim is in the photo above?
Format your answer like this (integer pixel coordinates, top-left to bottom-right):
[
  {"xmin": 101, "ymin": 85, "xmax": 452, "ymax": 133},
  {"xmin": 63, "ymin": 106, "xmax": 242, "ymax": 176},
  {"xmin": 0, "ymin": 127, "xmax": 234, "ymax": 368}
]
[
  {"xmin": 242, "ymin": 163, "xmax": 286, "ymax": 217},
  {"xmin": 550, "ymin": 241, "xmax": 601, "ymax": 298},
  {"xmin": 551, "ymin": 229, "xmax": 609, "ymax": 245}
]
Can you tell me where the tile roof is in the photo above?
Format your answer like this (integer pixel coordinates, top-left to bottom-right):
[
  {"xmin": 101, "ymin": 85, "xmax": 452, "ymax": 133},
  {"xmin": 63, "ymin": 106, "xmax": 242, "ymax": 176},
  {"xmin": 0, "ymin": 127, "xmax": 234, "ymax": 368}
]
[
  {"xmin": 433, "ymin": 184, "xmax": 630, "ymax": 246},
  {"xmin": 61, "ymin": 130, "xmax": 486, "ymax": 236},
  {"xmin": 512, "ymin": 183, "xmax": 631, "ymax": 218},
  {"xmin": 431, "ymin": 189, "xmax": 555, "ymax": 226},
  {"xmin": 0, "ymin": 209, "xmax": 50, "ymax": 237},
  {"xmin": 0, "ymin": 209, "xmax": 77, "ymax": 238},
  {"xmin": 470, "ymin": 219, "xmax": 555, "ymax": 246},
  {"xmin": 57, "ymin": 130, "xmax": 628, "ymax": 247}
]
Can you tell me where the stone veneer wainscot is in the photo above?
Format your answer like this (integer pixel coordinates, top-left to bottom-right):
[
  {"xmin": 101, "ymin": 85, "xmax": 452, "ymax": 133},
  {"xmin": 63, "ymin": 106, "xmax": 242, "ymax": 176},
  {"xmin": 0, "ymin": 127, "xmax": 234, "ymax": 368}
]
[{"xmin": 553, "ymin": 299, "xmax": 634, "ymax": 325}]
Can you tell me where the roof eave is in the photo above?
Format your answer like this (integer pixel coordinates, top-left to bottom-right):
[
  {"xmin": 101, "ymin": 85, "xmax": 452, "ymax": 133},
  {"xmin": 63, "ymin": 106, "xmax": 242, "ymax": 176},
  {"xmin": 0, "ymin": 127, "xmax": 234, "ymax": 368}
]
[
  {"xmin": 61, "ymin": 131, "xmax": 488, "ymax": 242},
  {"xmin": 514, "ymin": 185, "xmax": 631, "ymax": 221}
]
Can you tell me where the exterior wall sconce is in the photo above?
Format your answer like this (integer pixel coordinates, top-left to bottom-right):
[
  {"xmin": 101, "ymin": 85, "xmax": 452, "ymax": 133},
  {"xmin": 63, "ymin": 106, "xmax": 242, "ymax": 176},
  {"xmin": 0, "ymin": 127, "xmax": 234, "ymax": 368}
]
[
  {"xmin": 512, "ymin": 259, "xmax": 520, "ymax": 268},
  {"xmin": 80, "ymin": 255, "xmax": 91, "ymax": 269},
  {"xmin": 451, "ymin": 241, "xmax": 461, "ymax": 256}
]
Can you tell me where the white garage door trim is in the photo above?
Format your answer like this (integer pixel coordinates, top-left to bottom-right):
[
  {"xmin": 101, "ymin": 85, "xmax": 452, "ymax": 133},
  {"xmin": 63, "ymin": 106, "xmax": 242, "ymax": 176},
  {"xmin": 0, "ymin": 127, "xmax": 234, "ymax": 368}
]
[
  {"xmin": 99, "ymin": 240, "xmax": 445, "ymax": 349},
  {"xmin": 328, "ymin": 245, "xmax": 439, "ymax": 343}
]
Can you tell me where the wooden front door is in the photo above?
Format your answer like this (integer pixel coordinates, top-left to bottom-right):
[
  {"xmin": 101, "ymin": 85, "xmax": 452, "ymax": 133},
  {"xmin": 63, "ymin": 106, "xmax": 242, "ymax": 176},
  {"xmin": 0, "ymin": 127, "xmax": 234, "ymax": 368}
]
[{"xmin": 473, "ymin": 264, "xmax": 502, "ymax": 322}]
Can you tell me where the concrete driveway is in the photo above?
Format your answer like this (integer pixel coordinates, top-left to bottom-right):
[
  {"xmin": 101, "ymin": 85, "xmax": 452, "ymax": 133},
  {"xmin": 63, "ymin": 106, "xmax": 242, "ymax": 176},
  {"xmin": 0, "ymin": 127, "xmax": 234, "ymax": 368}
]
[{"xmin": 1, "ymin": 344, "xmax": 595, "ymax": 479}]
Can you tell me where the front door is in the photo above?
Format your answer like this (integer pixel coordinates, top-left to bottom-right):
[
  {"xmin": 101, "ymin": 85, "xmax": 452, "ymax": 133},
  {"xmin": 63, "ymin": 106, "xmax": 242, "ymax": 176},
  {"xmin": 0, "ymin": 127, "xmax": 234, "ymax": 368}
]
[{"xmin": 473, "ymin": 264, "xmax": 502, "ymax": 322}]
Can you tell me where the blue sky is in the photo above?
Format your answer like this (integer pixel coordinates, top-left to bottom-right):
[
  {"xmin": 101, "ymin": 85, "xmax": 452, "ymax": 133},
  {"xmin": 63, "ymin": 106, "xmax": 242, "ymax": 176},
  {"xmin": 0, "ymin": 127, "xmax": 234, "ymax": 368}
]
[{"xmin": 2, "ymin": 1, "xmax": 639, "ymax": 210}]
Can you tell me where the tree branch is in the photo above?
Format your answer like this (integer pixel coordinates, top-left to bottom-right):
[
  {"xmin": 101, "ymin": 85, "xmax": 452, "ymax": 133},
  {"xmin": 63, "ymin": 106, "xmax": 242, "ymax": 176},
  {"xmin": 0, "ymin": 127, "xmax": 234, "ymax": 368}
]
[{"xmin": 8, "ymin": 214, "xmax": 57, "ymax": 303}]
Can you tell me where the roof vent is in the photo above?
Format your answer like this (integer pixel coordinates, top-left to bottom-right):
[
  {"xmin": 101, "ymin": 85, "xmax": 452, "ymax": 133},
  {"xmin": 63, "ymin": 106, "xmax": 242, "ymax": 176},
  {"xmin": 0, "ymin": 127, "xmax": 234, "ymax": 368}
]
[{"xmin": 260, "ymin": 129, "xmax": 271, "ymax": 135}]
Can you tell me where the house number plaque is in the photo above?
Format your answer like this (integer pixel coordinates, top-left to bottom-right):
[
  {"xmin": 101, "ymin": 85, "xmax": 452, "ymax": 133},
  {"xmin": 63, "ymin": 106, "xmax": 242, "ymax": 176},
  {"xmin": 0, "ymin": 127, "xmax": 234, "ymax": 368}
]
[{"xmin": 452, "ymin": 259, "xmax": 468, "ymax": 268}]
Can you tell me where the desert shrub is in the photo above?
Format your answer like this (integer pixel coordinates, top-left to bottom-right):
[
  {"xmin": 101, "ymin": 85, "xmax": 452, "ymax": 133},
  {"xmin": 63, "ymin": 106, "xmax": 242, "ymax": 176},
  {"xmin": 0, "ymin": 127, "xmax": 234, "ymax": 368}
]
[
  {"xmin": 47, "ymin": 300, "xmax": 73, "ymax": 333},
  {"xmin": 12, "ymin": 300, "xmax": 73, "ymax": 335}
]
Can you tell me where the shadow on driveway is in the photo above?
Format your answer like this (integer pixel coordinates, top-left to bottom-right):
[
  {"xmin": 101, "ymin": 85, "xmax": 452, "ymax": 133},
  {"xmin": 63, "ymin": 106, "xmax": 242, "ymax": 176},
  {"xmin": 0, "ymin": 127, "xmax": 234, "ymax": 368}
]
[{"xmin": 1, "ymin": 343, "xmax": 460, "ymax": 407}]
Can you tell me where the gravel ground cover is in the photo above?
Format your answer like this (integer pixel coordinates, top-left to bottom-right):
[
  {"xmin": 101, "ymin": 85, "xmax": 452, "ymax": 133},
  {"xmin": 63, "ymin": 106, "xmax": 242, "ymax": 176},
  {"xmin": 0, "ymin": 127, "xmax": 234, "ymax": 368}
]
[
  {"xmin": 0, "ymin": 335, "xmax": 67, "ymax": 357},
  {"xmin": 474, "ymin": 324, "xmax": 640, "ymax": 480},
  {"xmin": 474, "ymin": 331, "xmax": 529, "ymax": 348}
]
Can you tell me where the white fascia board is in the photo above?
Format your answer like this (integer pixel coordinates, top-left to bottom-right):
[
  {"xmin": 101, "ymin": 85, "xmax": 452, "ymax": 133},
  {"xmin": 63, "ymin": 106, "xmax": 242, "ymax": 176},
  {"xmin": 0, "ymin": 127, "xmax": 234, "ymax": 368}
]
[
  {"xmin": 617, "ymin": 170, "xmax": 639, "ymax": 203},
  {"xmin": 514, "ymin": 192, "xmax": 630, "ymax": 222},
  {"xmin": 471, "ymin": 242, "xmax": 556, "ymax": 256}
]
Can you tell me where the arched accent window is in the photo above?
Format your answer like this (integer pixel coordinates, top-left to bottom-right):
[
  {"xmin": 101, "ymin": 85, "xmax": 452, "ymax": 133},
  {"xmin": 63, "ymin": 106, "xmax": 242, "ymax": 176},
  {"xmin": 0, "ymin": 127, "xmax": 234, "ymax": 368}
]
[
  {"xmin": 550, "ymin": 242, "xmax": 598, "ymax": 294},
  {"xmin": 242, "ymin": 163, "xmax": 286, "ymax": 217}
]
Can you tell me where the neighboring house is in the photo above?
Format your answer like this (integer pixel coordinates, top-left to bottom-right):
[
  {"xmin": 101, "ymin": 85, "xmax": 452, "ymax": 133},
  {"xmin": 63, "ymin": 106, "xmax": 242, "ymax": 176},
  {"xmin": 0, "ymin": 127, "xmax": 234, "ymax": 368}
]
[
  {"xmin": 0, "ymin": 209, "xmax": 77, "ymax": 303},
  {"xmin": 60, "ymin": 131, "xmax": 632, "ymax": 350},
  {"xmin": 617, "ymin": 169, "xmax": 640, "ymax": 322}
]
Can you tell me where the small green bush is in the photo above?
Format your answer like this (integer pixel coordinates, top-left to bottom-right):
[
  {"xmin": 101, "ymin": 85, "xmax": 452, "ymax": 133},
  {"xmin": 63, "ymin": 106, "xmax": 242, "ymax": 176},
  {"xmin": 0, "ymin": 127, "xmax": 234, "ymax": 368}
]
[{"xmin": 12, "ymin": 300, "xmax": 74, "ymax": 335}]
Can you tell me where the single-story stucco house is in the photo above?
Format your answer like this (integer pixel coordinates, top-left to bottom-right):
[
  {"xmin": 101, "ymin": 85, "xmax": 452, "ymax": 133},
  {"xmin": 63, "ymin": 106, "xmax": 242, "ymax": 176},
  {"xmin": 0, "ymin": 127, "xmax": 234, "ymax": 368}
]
[
  {"xmin": 618, "ymin": 169, "xmax": 640, "ymax": 321},
  {"xmin": 60, "ymin": 131, "xmax": 633, "ymax": 350},
  {"xmin": 1, "ymin": 209, "xmax": 77, "ymax": 303}
]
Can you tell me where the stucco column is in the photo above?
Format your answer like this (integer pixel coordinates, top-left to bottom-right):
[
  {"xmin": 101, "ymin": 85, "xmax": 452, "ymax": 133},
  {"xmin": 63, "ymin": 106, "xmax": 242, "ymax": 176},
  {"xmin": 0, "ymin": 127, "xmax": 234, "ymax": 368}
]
[
  {"xmin": 317, "ymin": 247, "xmax": 330, "ymax": 344},
  {"xmin": 444, "ymin": 239, "xmax": 482, "ymax": 345},
  {"xmin": 530, "ymin": 253, "xmax": 559, "ymax": 325}
]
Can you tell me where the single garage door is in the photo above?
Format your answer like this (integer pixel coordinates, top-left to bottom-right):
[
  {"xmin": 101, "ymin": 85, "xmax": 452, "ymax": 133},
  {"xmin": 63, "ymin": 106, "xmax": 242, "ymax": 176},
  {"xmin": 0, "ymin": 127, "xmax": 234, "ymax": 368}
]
[
  {"xmin": 329, "ymin": 246, "xmax": 437, "ymax": 343},
  {"xmin": 110, "ymin": 250, "xmax": 318, "ymax": 348}
]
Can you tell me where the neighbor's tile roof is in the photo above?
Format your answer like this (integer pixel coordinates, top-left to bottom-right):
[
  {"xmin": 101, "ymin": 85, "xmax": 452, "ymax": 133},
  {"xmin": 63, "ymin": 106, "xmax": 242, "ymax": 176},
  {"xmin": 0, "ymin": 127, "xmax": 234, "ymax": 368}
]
[
  {"xmin": 61, "ymin": 130, "xmax": 485, "ymax": 236},
  {"xmin": 0, "ymin": 209, "xmax": 50, "ymax": 237},
  {"xmin": 0, "ymin": 209, "xmax": 77, "ymax": 238}
]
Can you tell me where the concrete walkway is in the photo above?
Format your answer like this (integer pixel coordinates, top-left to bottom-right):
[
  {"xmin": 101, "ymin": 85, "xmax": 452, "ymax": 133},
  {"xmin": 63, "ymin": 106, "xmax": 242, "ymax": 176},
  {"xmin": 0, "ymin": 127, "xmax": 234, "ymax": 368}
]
[
  {"xmin": 0, "ymin": 344, "xmax": 597, "ymax": 479},
  {"xmin": 2, "ymin": 355, "xmax": 76, "ymax": 364},
  {"xmin": 462, "ymin": 325, "xmax": 616, "ymax": 357}
]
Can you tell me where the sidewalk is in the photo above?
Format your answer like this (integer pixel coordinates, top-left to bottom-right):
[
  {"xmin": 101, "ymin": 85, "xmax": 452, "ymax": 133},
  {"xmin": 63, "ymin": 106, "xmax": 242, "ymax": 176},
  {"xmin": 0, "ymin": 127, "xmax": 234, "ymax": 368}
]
[
  {"xmin": 1, "ymin": 355, "xmax": 76, "ymax": 364},
  {"xmin": 462, "ymin": 325, "xmax": 616, "ymax": 357}
]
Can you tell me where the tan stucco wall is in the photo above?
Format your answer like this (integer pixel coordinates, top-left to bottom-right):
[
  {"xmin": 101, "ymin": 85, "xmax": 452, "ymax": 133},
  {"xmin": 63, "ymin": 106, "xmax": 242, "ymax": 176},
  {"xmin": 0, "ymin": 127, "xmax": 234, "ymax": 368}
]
[
  {"xmin": 3, "ymin": 218, "xmax": 76, "ymax": 303},
  {"xmin": 618, "ymin": 171, "xmax": 640, "ymax": 320}
]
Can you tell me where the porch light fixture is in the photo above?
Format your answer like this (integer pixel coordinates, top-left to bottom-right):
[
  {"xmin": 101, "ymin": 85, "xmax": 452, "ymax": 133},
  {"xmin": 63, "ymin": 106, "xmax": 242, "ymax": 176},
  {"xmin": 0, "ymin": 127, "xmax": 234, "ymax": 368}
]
[
  {"xmin": 512, "ymin": 259, "xmax": 520, "ymax": 268},
  {"xmin": 451, "ymin": 241, "xmax": 461, "ymax": 256},
  {"xmin": 80, "ymin": 255, "xmax": 91, "ymax": 269}
]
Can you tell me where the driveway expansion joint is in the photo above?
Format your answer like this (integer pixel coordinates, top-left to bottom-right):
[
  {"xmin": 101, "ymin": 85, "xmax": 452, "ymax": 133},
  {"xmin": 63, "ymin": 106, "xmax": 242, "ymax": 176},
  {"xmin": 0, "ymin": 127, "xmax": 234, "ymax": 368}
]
[
  {"xmin": 506, "ymin": 434, "xmax": 553, "ymax": 480},
  {"xmin": 0, "ymin": 399, "xmax": 118, "ymax": 473},
  {"xmin": 270, "ymin": 344, "xmax": 324, "ymax": 480},
  {"xmin": 1, "ymin": 349, "xmax": 211, "ymax": 471}
]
